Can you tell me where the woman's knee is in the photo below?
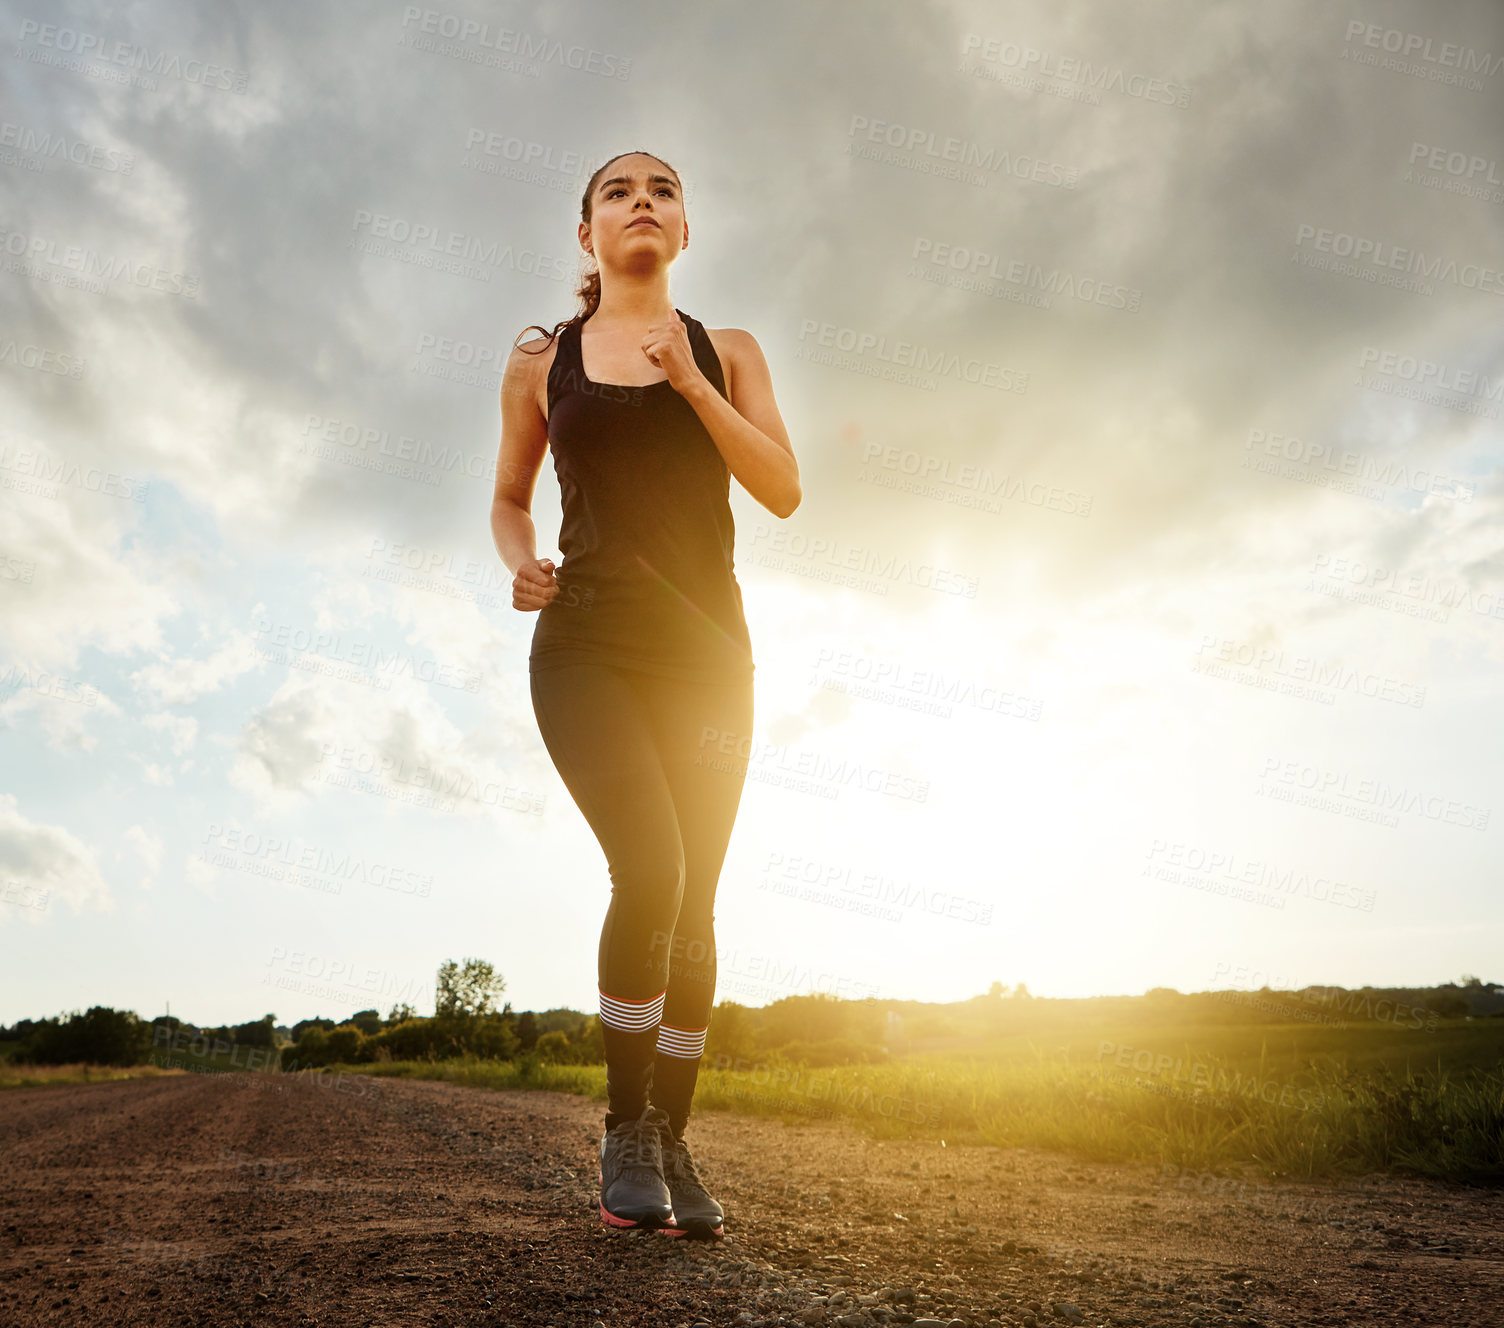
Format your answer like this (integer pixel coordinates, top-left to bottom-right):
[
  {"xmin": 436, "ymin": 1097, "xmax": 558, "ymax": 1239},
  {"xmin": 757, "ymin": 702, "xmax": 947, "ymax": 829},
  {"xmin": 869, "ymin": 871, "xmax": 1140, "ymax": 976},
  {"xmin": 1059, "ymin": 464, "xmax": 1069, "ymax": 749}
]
[{"xmin": 607, "ymin": 848, "xmax": 687, "ymax": 909}]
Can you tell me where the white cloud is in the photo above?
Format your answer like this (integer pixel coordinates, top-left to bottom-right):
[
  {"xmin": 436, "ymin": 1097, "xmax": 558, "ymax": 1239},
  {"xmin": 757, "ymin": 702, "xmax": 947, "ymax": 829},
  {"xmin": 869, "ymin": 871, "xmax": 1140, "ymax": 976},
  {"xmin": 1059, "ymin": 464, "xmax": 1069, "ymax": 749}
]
[
  {"xmin": 0, "ymin": 662, "xmax": 123, "ymax": 753},
  {"xmin": 0, "ymin": 436, "xmax": 179, "ymax": 672},
  {"xmin": 132, "ymin": 630, "xmax": 263, "ymax": 706},
  {"xmin": 121, "ymin": 824, "xmax": 165, "ymax": 889},
  {"xmin": 0, "ymin": 794, "xmax": 112, "ymax": 921},
  {"xmin": 142, "ymin": 710, "xmax": 200, "ymax": 756},
  {"xmin": 227, "ymin": 661, "xmax": 545, "ymax": 821}
]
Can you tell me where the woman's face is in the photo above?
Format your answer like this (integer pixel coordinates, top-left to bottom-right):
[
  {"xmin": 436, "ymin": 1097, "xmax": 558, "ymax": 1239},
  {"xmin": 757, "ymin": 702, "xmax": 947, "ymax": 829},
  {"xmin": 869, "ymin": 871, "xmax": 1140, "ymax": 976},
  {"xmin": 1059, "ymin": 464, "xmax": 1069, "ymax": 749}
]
[{"xmin": 583, "ymin": 153, "xmax": 687, "ymax": 272}]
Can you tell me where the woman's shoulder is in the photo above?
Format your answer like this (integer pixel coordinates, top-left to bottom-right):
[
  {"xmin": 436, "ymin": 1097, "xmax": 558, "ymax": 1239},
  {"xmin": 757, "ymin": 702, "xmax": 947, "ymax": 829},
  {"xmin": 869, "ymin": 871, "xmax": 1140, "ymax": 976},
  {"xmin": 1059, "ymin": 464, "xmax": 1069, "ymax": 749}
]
[
  {"xmin": 507, "ymin": 323, "xmax": 568, "ymax": 379},
  {"xmin": 701, "ymin": 325, "xmax": 768, "ymax": 396},
  {"xmin": 517, "ymin": 318, "xmax": 573, "ymax": 355},
  {"xmin": 700, "ymin": 324, "xmax": 761, "ymax": 367},
  {"xmin": 691, "ymin": 323, "xmax": 764, "ymax": 406},
  {"xmin": 502, "ymin": 324, "xmax": 571, "ymax": 421}
]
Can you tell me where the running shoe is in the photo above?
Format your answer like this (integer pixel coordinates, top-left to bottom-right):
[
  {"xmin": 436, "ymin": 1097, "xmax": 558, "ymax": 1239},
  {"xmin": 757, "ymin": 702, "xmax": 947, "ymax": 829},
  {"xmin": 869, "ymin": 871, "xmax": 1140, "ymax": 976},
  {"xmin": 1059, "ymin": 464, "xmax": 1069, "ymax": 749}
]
[
  {"xmin": 597, "ymin": 1103, "xmax": 674, "ymax": 1230},
  {"xmin": 654, "ymin": 1123, "xmax": 724, "ymax": 1239}
]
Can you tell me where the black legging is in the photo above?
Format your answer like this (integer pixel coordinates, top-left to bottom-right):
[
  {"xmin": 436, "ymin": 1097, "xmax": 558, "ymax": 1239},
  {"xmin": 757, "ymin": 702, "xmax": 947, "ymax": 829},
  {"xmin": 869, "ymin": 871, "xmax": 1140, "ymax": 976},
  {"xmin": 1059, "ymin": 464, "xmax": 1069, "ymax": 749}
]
[{"xmin": 530, "ymin": 661, "xmax": 753, "ymax": 1129}]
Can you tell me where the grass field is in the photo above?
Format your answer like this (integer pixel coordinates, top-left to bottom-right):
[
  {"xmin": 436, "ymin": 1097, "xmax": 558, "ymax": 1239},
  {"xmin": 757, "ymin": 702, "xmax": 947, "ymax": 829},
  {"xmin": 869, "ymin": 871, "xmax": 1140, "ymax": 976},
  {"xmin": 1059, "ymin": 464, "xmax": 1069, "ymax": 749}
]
[
  {"xmin": 5, "ymin": 1019, "xmax": 1500, "ymax": 1185},
  {"xmin": 690, "ymin": 1018, "xmax": 1504, "ymax": 1185}
]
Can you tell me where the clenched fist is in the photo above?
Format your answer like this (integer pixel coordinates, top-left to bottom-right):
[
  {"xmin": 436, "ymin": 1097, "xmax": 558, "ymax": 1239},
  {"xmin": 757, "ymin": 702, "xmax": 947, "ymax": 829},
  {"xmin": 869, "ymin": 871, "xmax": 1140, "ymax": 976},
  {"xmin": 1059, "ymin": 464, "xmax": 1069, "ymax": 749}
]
[{"xmin": 513, "ymin": 557, "xmax": 560, "ymax": 612}]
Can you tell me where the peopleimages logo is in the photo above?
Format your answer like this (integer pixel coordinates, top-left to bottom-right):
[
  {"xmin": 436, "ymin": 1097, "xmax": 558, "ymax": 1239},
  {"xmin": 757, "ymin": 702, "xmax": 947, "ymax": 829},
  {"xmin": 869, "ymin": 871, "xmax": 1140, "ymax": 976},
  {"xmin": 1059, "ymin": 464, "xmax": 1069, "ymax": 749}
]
[
  {"xmin": 798, "ymin": 318, "xmax": 1030, "ymax": 391},
  {"xmin": 1407, "ymin": 141, "xmax": 1504, "ymax": 184},
  {"xmin": 0, "ymin": 436, "xmax": 149, "ymax": 501},
  {"xmin": 1293, "ymin": 223, "xmax": 1504, "ymax": 295},
  {"xmin": 1256, "ymin": 756, "xmax": 1490, "ymax": 832},
  {"xmin": 1193, "ymin": 634, "xmax": 1427, "ymax": 709},
  {"xmin": 0, "ymin": 225, "xmax": 201, "ymax": 297},
  {"xmin": 14, "ymin": 20, "xmax": 251, "ymax": 92},
  {"xmin": 1096, "ymin": 1040, "xmax": 1326, "ymax": 1112},
  {"xmin": 0, "ymin": 120, "xmax": 134, "ymax": 173},
  {"xmin": 958, "ymin": 33, "xmax": 1189, "ymax": 107},
  {"xmin": 1143, "ymin": 838, "xmax": 1377, "ymax": 911},
  {"xmin": 910, "ymin": 237, "xmax": 1142, "ymax": 311},
  {"xmin": 707, "ymin": 1053, "xmax": 943, "ymax": 1126},
  {"xmin": 844, "ymin": 115, "xmax": 1081, "ymax": 188},
  {"xmin": 396, "ymin": 7, "xmax": 632, "ymax": 80},
  {"xmin": 1342, "ymin": 21, "xmax": 1503, "ymax": 78}
]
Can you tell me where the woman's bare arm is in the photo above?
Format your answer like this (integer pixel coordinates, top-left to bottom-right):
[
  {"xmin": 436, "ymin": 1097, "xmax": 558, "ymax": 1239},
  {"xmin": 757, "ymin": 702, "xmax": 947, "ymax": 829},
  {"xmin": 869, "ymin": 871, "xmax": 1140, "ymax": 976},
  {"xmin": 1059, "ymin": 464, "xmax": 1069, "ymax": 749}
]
[
  {"xmin": 683, "ymin": 329, "xmax": 801, "ymax": 519},
  {"xmin": 491, "ymin": 340, "xmax": 560, "ymax": 611}
]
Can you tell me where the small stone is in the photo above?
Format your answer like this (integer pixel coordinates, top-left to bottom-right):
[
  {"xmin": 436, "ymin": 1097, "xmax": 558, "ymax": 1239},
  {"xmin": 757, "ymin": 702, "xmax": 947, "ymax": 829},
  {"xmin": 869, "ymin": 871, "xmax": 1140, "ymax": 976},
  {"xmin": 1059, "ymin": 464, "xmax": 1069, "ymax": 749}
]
[
  {"xmin": 911, "ymin": 1320, "xmax": 948, "ymax": 1328},
  {"xmin": 1054, "ymin": 1307, "xmax": 1085, "ymax": 1325}
]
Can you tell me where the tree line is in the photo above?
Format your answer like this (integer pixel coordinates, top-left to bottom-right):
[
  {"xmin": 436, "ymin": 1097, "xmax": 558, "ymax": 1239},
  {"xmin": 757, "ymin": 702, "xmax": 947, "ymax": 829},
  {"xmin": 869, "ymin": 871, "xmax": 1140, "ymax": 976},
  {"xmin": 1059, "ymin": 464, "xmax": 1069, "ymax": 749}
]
[{"xmin": 2, "ymin": 965, "xmax": 1496, "ymax": 1070}]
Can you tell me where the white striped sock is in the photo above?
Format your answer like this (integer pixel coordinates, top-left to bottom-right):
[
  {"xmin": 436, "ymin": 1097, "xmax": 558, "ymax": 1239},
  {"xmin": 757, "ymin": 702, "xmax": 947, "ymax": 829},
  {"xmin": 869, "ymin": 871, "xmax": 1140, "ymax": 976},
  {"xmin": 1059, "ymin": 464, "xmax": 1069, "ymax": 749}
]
[
  {"xmin": 598, "ymin": 987, "xmax": 665, "ymax": 1033},
  {"xmin": 655, "ymin": 1023, "xmax": 707, "ymax": 1059}
]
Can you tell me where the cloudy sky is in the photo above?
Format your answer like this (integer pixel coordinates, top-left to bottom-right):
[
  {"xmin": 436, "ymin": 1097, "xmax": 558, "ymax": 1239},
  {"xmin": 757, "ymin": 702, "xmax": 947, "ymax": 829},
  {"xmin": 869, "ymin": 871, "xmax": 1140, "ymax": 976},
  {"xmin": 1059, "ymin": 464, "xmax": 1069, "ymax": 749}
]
[{"xmin": 2, "ymin": 0, "xmax": 1501, "ymax": 1029}]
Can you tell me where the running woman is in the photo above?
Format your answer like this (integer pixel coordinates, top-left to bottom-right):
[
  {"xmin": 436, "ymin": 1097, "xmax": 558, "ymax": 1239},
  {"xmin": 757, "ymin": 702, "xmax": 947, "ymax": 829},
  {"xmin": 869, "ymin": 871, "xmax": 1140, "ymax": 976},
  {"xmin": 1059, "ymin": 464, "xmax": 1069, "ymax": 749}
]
[{"xmin": 490, "ymin": 150, "xmax": 800, "ymax": 1237}]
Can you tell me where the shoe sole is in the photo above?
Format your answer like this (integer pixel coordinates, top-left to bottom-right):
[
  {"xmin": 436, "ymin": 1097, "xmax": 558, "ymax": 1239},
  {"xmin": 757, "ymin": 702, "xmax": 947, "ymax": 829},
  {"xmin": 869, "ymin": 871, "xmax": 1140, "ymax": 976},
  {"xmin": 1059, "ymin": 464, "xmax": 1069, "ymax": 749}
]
[
  {"xmin": 599, "ymin": 1199, "xmax": 673, "ymax": 1231},
  {"xmin": 657, "ymin": 1218, "xmax": 724, "ymax": 1240}
]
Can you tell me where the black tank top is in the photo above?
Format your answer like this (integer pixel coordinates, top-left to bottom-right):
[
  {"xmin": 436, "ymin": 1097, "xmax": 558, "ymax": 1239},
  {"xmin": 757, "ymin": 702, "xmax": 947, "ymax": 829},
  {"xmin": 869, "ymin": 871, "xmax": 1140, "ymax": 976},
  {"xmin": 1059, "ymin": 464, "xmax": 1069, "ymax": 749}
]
[{"xmin": 529, "ymin": 309, "xmax": 755, "ymax": 682}]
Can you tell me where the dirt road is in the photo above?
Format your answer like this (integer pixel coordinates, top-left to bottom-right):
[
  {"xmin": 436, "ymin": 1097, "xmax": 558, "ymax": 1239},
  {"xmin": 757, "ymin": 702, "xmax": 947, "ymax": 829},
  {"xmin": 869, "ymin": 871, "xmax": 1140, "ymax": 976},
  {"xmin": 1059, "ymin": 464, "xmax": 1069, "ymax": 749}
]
[{"xmin": 1, "ymin": 1070, "xmax": 1499, "ymax": 1326}]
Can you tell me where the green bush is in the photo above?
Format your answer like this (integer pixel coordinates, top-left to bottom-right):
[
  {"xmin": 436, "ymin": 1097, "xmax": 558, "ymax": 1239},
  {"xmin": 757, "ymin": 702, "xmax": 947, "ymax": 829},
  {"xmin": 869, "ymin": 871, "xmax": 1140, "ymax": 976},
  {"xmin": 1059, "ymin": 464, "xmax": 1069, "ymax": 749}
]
[
  {"xmin": 368, "ymin": 1018, "xmax": 438, "ymax": 1063},
  {"xmin": 575, "ymin": 1015, "xmax": 604, "ymax": 1064},
  {"xmin": 287, "ymin": 1025, "xmax": 331, "ymax": 1068},
  {"xmin": 324, "ymin": 1024, "xmax": 367, "ymax": 1064},
  {"xmin": 358, "ymin": 1014, "xmax": 521, "ymax": 1065},
  {"xmin": 535, "ymin": 1030, "xmax": 573, "ymax": 1063},
  {"xmin": 12, "ymin": 1007, "xmax": 152, "ymax": 1067},
  {"xmin": 756, "ymin": 993, "xmax": 884, "ymax": 1048},
  {"xmin": 704, "ymin": 1000, "xmax": 754, "ymax": 1062},
  {"xmin": 767, "ymin": 1037, "xmax": 889, "ymax": 1068}
]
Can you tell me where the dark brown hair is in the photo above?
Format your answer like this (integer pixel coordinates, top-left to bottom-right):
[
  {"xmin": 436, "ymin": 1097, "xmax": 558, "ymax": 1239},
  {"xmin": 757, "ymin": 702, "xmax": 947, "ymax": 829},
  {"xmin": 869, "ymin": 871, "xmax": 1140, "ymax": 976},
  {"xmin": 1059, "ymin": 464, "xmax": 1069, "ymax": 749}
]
[{"xmin": 513, "ymin": 150, "xmax": 682, "ymax": 354}]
